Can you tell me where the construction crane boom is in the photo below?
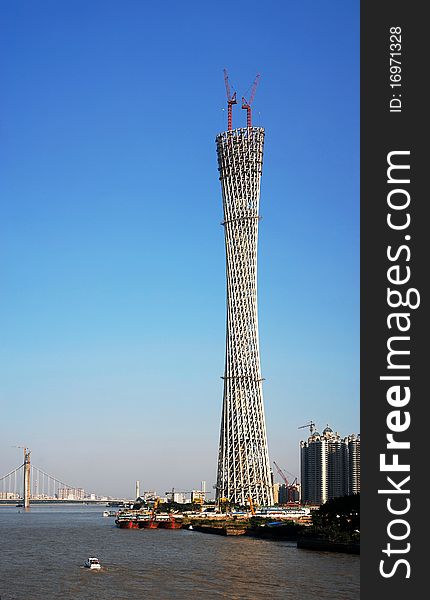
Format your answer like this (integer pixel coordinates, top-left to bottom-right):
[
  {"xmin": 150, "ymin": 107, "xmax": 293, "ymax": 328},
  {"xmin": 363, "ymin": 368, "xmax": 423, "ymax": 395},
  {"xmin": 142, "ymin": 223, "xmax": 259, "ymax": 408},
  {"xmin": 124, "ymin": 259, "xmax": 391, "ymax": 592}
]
[
  {"xmin": 273, "ymin": 461, "xmax": 290, "ymax": 487},
  {"xmin": 273, "ymin": 461, "xmax": 300, "ymax": 503},
  {"xmin": 298, "ymin": 421, "xmax": 316, "ymax": 435},
  {"xmin": 242, "ymin": 73, "xmax": 261, "ymax": 128},
  {"xmin": 223, "ymin": 68, "xmax": 237, "ymax": 131},
  {"xmin": 248, "ymin": 73, "xmax": 261, "ymax": 105}
]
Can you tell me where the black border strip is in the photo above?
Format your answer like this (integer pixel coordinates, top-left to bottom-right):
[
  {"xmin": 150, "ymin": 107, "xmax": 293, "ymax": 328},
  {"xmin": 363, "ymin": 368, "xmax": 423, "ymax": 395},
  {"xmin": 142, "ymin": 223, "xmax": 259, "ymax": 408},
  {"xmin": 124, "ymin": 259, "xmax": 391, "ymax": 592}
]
[{"xmin": 361, "ymin": 1, "xmax": 426, "ymax": 594}]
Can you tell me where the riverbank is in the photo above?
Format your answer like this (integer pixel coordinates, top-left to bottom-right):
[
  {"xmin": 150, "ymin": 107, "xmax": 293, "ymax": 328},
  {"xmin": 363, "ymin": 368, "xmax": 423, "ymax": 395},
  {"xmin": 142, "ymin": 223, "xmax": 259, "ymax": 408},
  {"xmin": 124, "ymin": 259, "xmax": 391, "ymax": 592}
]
[
  {"xmin": 183, "ymin": 515, "xmax": 306, "ymax": 537},
  {"xmin": 185, "ymin": 517, "xmax": 360, "ymax": 553},
  {"xmin": 297, "ymin": 537, "xmax": 360, "ymax": 555}
]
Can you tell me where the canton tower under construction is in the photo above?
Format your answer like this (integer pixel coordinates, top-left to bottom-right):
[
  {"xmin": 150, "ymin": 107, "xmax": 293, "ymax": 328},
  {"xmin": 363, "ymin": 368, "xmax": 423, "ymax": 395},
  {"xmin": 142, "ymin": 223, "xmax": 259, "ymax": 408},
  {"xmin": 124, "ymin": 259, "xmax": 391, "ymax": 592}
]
[{"xmin": 215, "ymin": 71, "xmax": 273, "ymax": 506}]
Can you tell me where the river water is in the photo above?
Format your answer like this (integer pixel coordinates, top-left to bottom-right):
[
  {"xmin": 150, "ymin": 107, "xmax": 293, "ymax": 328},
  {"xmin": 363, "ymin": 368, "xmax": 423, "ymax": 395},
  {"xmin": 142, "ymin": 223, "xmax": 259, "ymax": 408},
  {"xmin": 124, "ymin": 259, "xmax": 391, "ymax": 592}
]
[{"xmin": 0, "ymin": 506, "xmax": 359, "ymax": 599}]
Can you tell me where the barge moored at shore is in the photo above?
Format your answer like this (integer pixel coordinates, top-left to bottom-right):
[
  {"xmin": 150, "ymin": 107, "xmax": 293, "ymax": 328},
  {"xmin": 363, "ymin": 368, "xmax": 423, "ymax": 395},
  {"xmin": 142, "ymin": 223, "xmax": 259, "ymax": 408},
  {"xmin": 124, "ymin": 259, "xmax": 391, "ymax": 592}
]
[{"xmin": 115, "ymin": 510, "xmax": 184, "ymax": 530}]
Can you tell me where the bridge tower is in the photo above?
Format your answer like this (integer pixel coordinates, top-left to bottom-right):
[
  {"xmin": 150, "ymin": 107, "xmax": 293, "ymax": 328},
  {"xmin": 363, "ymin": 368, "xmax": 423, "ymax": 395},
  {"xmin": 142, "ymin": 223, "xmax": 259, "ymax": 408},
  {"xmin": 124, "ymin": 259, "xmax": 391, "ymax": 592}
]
[
  {"xmin": 215, "ymin": 75, "xmax": 273, "ymax": 507},
  {"xmin": 23, "ymin": 448, "xmax": 31, "ymax": 509}
]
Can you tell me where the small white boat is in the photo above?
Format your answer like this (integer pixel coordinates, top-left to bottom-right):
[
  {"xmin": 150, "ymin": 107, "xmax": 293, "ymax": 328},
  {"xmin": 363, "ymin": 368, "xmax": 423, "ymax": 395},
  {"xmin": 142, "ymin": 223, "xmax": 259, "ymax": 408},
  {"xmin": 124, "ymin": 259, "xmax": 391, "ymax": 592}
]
[
  {"xmin": 102, "ymin": 511, "xmax": 109, "ymax": 517},
  {"xmin": 84, "ymin": 557, "xmax": 101, "ymax": 570}
]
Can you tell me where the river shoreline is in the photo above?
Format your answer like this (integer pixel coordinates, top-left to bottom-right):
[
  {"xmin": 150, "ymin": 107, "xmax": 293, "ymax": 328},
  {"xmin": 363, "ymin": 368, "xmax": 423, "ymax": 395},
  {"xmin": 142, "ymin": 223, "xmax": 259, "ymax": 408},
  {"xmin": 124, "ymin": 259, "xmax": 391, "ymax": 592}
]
[{"xmin": 183, "ymin": 519, "xmax": 360, "ymax": 554}]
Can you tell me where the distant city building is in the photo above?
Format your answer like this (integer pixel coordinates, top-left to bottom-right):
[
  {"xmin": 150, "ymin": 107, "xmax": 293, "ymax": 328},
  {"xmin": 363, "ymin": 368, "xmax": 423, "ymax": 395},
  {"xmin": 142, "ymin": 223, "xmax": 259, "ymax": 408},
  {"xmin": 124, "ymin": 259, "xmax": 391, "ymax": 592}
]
[
  {"xmin": 277, "ymin": 482, "xmax": 301, "ymax": 504},
  {"xmin": 300, "ymin": 426, "xmax": 360, "ymax": 504},
  {"xmin": 57, "ymin": 487, "xmax": 85, "ymax": 501},
  {"xmin": 278, "ymin": 484, "xmax": 288, "ymax": 505},
  {"xmin": 142, "ymin": 490, "xmax": 157, "ymax": 501},
  {"xmin": 172, "ymin": 492, "xmax": 187, "ymax": 504},
  {"xmin": 289, "ymin": 483, "xmax": 301, "ymax": 503},
  {"xmin": 191, "ymin": 490, "xmax": 205, "ymax": 503},
  {"xmin": 272, "ymin": 483, "xmax": 280, "ymax": 504},
  {"xmin": 0, "ymin": 492, "xmax": 19, "ymax": 500}
]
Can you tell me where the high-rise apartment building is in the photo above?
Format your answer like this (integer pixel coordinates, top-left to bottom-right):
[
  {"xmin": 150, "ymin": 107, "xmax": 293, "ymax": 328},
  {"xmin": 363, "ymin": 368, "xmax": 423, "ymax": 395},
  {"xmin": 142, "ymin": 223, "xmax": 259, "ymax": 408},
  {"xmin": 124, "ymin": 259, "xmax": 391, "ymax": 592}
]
[
  {"xmin": 347, "ymin": 433, "xmax": 361, "ymax": 494},
  {"xmin": 300, "ymin": 426, "xmax": 360, "ymax": 504},
  {"xmin": 272, "ymin": 483, "xmax": 280, "ymax": 504},
  {"xmin": 278, "ymin": 484, "xmax": 288, "ymax": 505}
]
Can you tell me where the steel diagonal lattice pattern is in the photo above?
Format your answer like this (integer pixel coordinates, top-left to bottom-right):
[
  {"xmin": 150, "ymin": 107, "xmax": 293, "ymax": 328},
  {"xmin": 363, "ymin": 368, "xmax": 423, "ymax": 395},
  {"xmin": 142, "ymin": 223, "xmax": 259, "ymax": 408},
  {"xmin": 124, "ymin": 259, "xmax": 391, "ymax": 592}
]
[{"xmin": 215, "ymin": 127, "xmax": 273, "ymax": 506}]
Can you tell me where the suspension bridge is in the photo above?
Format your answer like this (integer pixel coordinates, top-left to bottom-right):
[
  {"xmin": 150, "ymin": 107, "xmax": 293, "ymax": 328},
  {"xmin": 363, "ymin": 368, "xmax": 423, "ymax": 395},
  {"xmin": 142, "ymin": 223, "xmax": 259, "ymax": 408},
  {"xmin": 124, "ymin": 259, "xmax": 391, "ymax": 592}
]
[{"xmin": 0, "ymin": 449, "xmax": 122, "ymax": 506}]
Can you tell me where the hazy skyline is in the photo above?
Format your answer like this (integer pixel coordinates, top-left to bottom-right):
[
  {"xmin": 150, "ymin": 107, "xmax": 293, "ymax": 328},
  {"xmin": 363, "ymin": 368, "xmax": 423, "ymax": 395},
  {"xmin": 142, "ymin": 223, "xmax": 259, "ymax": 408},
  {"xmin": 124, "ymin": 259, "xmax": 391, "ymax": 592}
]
[{"xmin": 0, "ymin": 0, "xmax": 359, "ymax": 498}]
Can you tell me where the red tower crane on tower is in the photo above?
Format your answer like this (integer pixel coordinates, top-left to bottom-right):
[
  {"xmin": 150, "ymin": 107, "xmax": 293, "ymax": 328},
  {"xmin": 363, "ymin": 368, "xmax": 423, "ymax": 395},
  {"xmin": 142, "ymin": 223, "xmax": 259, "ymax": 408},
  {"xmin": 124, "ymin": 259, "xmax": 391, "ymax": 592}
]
[
  {"xmin": 223, "ymin": 68, "xmax": 237, "ymax": 131},
  {"xmin": 242, "ymin": 73, "xmax": 261, "ymax": 128}
]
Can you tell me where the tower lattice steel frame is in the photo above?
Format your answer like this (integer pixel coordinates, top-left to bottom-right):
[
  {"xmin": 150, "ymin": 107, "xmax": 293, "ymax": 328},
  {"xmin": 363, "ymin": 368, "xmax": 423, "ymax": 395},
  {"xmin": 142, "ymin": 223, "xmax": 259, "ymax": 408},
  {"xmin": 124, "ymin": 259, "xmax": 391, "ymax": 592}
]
[{"xmin": 216, "ymin": 126, "xmax": 273, "ymax": 506}]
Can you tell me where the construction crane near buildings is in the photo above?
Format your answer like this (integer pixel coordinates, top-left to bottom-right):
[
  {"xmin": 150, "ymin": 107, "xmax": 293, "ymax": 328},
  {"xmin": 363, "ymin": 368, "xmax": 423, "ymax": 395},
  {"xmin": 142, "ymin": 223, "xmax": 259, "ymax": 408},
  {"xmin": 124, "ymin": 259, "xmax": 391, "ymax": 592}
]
[
  {"xmin": 273, "ymin": 461, "xmax": 290, "ymax": 487},
  {"xmin": 273, "ymin": 461, "xmax": 299, "ymax": 504},
  {"xmin": 298, "ymin": 421, "xmax": 316, "ymax": 435},
  {"xmin": 242, "ymin": 73, "xmax": 261, "ymax": 128},
  {"xmin": 223, "ymin": 69, "xmax": 237, "ymax": 131}
]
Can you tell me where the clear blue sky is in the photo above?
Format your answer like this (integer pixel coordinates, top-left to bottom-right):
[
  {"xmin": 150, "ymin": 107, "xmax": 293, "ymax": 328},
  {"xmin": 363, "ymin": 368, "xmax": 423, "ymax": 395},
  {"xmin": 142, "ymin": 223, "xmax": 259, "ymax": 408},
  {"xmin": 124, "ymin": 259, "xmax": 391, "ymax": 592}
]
[{"xmin": 0, "ymin": 0, "xmax": 359, "ymax": 498}]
